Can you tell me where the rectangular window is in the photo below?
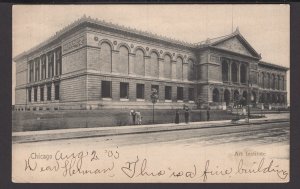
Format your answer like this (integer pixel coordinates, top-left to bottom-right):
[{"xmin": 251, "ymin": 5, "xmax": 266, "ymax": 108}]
[
  {"xmin": 35, "ymin": 59, "xmax": 40, "ymax": 81},
  {"xmin": 101, "ymin": 81, "xmax": 112, "ymax": 98},
  {"xmin": 55, "ymin": 84, "xmax": 60, "ymax": 100},
  {"xmin": 29, "ymin": 61, "xmax": 34, "ymax": 82},
  {"xmin": 28, "ymin": 89, "xmax": 32, "ymax": 102},
  {"xmin": 136, "ymin": 84, "xmax": 145, "ymax": 99},
  {"xmin": 48, "ymin": 52, "xmax": 54, "ymax": 78},
  {"xmin": 40, "ymin": 87, "xmax": 44, "ymax": 101},
  {"xmin": 165, "ymin": 86, "xmax": 172, "ymax": 100},
  {"xmin": 41, "ymin": 55, "xmax": 46, "ymax": 79},
  {"xmin": 120, "ymin": 82, "xmax": 129, "ymax": 99},
  {"xmin": 34, "ymin": 88, "xmax": 37, "ymax": 102},
  {"xmin": 177, "ymin": 87, "xmax": 183, "ymax": 100},
  {"xmin": 55, "ymin": 48, "xmax": 62, "ymax": 76},
  {"xmin": 188, "ymin": 88, "xmax": 194, "ymax": 101},
  {"xmin": 47, "ymin": 85, "xmax": 51, "ymax": 101}
]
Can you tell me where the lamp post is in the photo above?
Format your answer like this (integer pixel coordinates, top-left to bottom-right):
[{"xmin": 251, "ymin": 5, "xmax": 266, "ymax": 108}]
[
  {"xmin": 247, "ymin": 79, "xmax": 253, "ymax": 123},
  {"xmin": 150, "ymin": 88, "xmax": 158, "ymax": 124}
]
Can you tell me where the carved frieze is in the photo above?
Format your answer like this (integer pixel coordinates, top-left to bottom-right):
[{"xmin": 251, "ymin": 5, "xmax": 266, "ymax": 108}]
[
  {"xmin": 62, "ymin": 36, "xmax": 86, "ymax": 54},
  {"xmin": 210, "ymin": 54, "xmax": 220, "ymax": 63}
]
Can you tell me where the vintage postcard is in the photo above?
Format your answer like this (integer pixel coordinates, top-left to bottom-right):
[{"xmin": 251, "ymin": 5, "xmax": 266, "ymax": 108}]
[{"xmin": 12, "ymin": 4, "xmax": 290, "ymax": 183}]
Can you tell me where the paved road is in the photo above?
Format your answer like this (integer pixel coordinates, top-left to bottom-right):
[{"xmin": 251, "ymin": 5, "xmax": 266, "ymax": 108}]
[
  {"xmin": 13, "ymin": 121, "xmax": 289, "ymax": 152},
  {"xmin": 12, "ymin": 120, "xmax": 289, "ymax": 183}
]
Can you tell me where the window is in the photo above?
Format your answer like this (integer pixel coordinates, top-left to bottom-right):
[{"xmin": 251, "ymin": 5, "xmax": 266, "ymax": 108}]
[
  {"xmin": 40, "ymin": 87, "xmax": 44, "ymax": 101},
  {"xmin": 177, "ymin": 87, "xmax": 183, "ymax": 101},
  {"xmin": 150, "ymin": 52, "xmax": 159, "ymax": 77},
  {"xmin": 35, "ymin": 58, "xmax": 40, "ymax": 81},
  {"xmin": 47, "ymin": 85, "xmax": 51, "ymax": 101},
  {"xmin": 120, "ymin": 82, "xmax": 129, "ymax": 99},
  {"xmin": 136, "ymin": 84, "xmax": 144, "ymax": 99},
  {"xmin": 176, "ymin": 57, "xmax": 183, "ymax": 80},
  {"xmin": 55, "ymin": 84, "xmax": 60, "ymax": 100},
  {"xmin": 34, "ymin": 87, "xmax": 37, "ymax": 102},
  {"xmin": 213, "ymin": 88, "xmax": 219, "ymax": 102},
  {"xmin": 188, "ymin": 88, "xmax": 194, "ymax": 101},
  {"xmin": 100, "ymin": 42, "xmax": 112, "ymax": 72},
  {"xmin": 134, "ymin": 49, "xmax": 145, "ymax": 76},
  {"xmin": 165, "ymin": 86, "xmax": 172, "ymax": 100},
  {"xmin": 164, "ymin": 55, "xmax": 172, "ymax": 79},
  {"xmin": 222, "ymin": 60, "xmax": 229, "ymax": 82},
  {"xmin": 29, "ymin": 61, "xmax": 34, "ymax": 82},
  {"xmin": 28, "ymin": 88, "xmax": 32, "ymax": 102},
  {"xmin": 41, "ymin": 55, "xmax": 46, "ymax": 79},
  {"xmin": 55, "ymin": 48, "xmax": 62, "ymax": 76},
  {"xmin": 48, "ymin": 52, "xmax": 54, "ymax": 78},
  {"xmin": 102, "ymin": 81, "xmax": 111, "ymax": 98}
]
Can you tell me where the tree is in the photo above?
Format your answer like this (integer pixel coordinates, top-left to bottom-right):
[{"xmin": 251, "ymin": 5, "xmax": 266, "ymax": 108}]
[{"xmin": 150, "ymin": 88, "xmax": 159, "ymax": 124}]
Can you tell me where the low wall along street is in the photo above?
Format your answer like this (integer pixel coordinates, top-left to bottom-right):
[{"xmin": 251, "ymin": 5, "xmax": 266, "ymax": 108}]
[{"xmin": 12, "ymin": 109, "xmax": 237, "ymax": 132}]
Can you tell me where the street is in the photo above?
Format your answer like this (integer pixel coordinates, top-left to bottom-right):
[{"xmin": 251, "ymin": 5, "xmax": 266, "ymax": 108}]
[{"xmin": 12, "ymin": 114, "xmax": 290, "ymax": 183}]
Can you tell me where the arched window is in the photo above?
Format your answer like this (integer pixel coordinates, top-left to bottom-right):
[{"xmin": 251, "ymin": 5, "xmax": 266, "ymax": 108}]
[
  {"xmin": 188, "ymin": 59, "xmax": 194, "ymax": 81},
  {"xmin": 150, "ymin": 52, "xmax": 159, "ymax": 78},
  {"xmin": 222, "ymin": 60, "xmax": 229, "ymax": 82},
  {"xmin": 176, "ymin": 57, "xmax": 183, "ymax": 80},
  {"xmin": 118, "ymin": 46, "xmax": 129, "ymax": 75},
  {"xmin": 100, "ymin": 42, "xmax": 112, "ymax": 73},
  {"xmin": 212, "ymin": 88, "xmax": 219, "ymax": 102},
  {"xmin": 164, "ymin": 54, "xmax": 172, "ymax": 79},
  {"xmin": 240, "ymin": 64, "xmax": 247, "ymax": 84},
  {"xmin": 134, "ymin": 49, "xmax": 145, "ymax": 76},
  {"xmin": 224, "ymin": 89, "xmax": 230, "ymax": 106},
  {"xmin": 231, "ymin": 62, "xmax": 238, "ymax": 83}
]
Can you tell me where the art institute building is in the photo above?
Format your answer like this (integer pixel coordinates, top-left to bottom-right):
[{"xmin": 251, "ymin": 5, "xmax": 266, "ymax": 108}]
[{"xmin": 14, "ymin": 16, "xmax": 288, "ymax": 111}]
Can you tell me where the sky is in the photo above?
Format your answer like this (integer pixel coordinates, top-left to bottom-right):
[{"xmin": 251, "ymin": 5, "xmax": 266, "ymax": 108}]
[{"xmin": 12, "ymin": 4, "xmax": 290, "ymax": 105}]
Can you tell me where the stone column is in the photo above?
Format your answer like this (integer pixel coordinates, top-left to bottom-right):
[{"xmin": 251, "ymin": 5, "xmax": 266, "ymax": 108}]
[
  {"xmin": 31, "ymin": 88, "xmax": 34, "ymax": 103},
  {"xmin": 129, "ymin": 53, "xmax": 135, "ymax": 75},
  {"xmin": 51, "ymin": 82, "xmax": 55, "ymax": 101},
  {"xmin": 158, "ymin": 58, "xmax": 164, "ymax": 79}
]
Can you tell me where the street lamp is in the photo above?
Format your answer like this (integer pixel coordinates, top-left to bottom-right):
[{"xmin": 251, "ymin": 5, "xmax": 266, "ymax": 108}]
[
  {"xmin": 150, "ymin": 88, "xmax": 158, "ymax": 124},
  {"xmin": 247, "ymin": 79, "xmax": 253, "ymax": 123}
]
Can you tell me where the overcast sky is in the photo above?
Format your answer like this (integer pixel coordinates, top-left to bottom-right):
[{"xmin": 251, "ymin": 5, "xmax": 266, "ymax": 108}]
[{"xmin": 12, "ymin": 4, "xmax": 290, "ymax": 105}]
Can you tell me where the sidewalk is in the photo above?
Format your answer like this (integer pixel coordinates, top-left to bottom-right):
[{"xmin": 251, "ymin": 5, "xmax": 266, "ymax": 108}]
[{"xmin": 12, "ymin": 114, "xmax": 289, "ymax": 143}]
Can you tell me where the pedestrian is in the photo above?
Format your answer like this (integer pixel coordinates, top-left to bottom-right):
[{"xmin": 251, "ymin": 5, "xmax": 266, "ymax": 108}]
[
  {"xmin": 136, "ymin": 111, "xmax": 142, "ymax": 125},
  {"xmin": 175, "ymin": 109, "xmax": 179, "ymax": 124},
  {"xmin": 207, "ymin": 107, "xmax": 210, "ymax": 121},
  {"xmin": 130, "ymin": 109, "xmax": 136, "ymax": 125},
  {"xmin": 184, "ymin": 107, "xmax": 190, "ymax": 124}
]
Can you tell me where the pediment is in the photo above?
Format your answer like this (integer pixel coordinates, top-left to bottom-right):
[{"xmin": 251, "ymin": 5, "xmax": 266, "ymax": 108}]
[{"xmin": 212, "ymin": 36, "xmax": 258, "ymax": 58}]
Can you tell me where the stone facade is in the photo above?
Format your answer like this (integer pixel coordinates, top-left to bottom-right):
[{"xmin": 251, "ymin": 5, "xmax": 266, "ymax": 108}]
[{"xmin": 13, "ymin": 16, "xmax": 288, "ymax": 111}]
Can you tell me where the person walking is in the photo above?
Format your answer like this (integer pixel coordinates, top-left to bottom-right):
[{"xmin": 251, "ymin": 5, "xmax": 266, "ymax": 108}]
[
  {"xmin": 184, "ymin": 107, "xmax": 190, "ymax": 124},
  {"xmin": 207, "ymin": 107, "xmax": 210, "ymax": 121},
  {"xmin": 175, "ymin": 109, "xmax": 179, "ymax": 124},
  {"xmin": 136, "ymin": 111, "xmax": 142, "ymax": 125},
  {"xmin": 130, "ymin": 109, "xmax": 136, "ymax": 125}
]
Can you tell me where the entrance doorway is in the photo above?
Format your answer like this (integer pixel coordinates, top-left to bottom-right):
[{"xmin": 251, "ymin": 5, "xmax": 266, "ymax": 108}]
[{"xmin": 224, "ymin": 89, "xmax": 230, "ymax": 106}]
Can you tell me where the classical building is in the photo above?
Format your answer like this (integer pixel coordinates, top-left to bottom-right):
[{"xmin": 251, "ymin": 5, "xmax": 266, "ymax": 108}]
[{"xmin": 14, "ymin": 16, "xmax": 288, "ymax": 111}]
